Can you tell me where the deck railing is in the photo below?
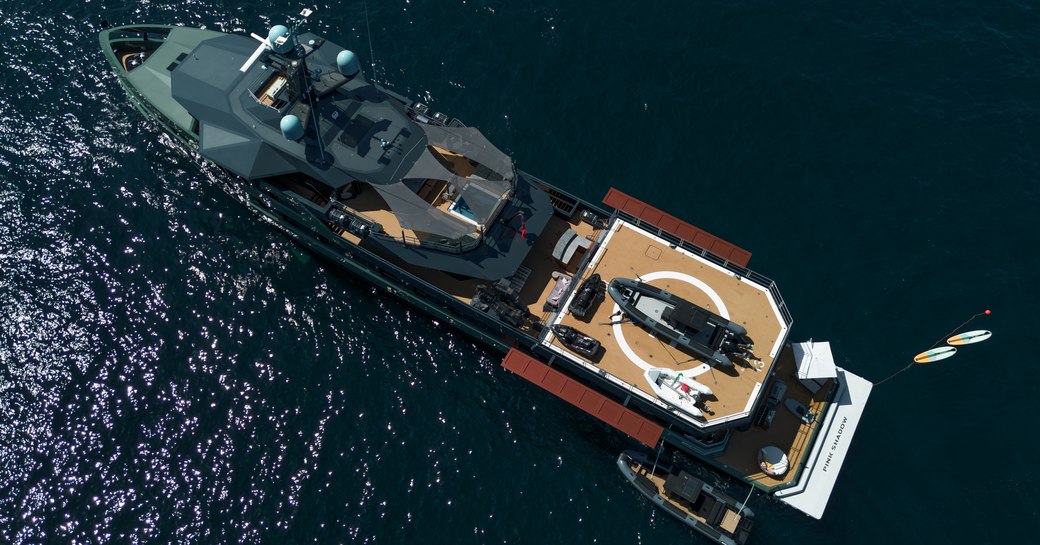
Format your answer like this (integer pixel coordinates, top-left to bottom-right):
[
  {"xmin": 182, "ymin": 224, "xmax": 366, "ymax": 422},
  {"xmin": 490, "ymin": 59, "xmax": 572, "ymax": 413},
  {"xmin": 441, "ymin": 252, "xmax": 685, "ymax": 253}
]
[
  {"xmin": 329, "ymin": 199, "xmax": 482, "ymax": 254},
  {"xmin": 328, "ymin": 199, "xmax": 376, "ymax": 221},
  {"xmin": 383, "ymin": 232, "xmax": 481, "ymax": 254}
]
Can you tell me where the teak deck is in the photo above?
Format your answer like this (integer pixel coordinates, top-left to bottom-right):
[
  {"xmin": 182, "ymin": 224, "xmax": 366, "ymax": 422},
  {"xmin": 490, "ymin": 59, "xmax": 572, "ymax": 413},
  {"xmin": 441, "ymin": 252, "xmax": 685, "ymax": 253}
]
[
  {"xmin": 546, "ymin": 220, "xmax": 788, "ymax": 426},
  {"xmin": 713, "ymin": 347, "xmax": 834, "ymax": 487},
  {"xmin": 378, "ymin": 214, "xmax": 599, "ymax": 310}
]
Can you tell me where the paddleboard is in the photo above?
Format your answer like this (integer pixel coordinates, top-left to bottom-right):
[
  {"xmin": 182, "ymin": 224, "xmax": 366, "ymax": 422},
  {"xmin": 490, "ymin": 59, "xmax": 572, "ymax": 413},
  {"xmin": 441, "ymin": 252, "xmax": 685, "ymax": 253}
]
[
  {"xmin": 947, "ymin": 330, "xmax": 992, "ymax": 346},
  {"xmin": 914, "ymin": 346, "xmax": 957, "ymax": 363}
]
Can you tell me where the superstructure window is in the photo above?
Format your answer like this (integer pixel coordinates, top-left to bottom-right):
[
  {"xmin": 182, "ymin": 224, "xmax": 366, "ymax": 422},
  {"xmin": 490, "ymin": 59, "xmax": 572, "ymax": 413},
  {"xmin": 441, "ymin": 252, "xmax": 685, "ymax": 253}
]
[{"xmin": 165, "ymin": 52, "xmax": 190, "ymax": 72}]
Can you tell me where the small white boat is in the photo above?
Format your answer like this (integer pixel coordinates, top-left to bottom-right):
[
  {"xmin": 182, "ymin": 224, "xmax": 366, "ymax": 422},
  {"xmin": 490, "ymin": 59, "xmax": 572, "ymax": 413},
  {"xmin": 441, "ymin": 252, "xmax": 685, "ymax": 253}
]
[
  {"xmin": 647, "ymin": 367, "xmax": 714, "ymax": 396},
  {"xmin": 645, "ymin": 368, "xmax": 704, "ymax": 418}
]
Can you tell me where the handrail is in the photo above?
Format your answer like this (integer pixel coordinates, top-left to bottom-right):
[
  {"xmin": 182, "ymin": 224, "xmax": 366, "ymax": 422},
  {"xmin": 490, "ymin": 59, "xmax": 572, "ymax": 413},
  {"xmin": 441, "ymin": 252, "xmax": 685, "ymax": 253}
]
[
  {"xmin": 246, "ymin": 89, "xmax": 282, "ymax": 112},
  {"xmin": 328, "ymin": 199, "xmax": 379, "ymax": 227},
  {"xmin": 328, "ymin": 199, "xmax": 481, "ymax": 254},
  {"xmin": 107, "ymin": 28, "xmax": 171, "ymax": 42},
  {"xmin": 314, "ymin": 212, "xmax": 532, "ymax": 347}
]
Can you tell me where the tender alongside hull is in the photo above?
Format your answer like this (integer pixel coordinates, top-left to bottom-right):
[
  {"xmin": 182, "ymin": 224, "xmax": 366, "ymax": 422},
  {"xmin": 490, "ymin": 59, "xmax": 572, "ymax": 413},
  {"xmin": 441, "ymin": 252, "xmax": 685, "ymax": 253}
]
[{"xmin": 617, "ymin": 450, "xmax": 754, "ymax": 545}]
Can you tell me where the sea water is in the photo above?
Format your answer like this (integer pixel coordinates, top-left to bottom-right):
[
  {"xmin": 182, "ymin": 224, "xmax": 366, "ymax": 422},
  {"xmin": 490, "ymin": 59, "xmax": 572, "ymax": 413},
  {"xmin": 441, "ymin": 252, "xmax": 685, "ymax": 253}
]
[{"xmin": 1, "ymin": 1, "xmax": 1036, "ymax": 543}]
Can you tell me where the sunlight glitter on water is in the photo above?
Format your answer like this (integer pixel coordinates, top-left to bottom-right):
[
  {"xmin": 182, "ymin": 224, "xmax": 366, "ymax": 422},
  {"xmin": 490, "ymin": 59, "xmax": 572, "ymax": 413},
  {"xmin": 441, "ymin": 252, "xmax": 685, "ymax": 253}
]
[{"xmin": 6, "ymin": 1, "xmax": 1036, "ymax": 544}]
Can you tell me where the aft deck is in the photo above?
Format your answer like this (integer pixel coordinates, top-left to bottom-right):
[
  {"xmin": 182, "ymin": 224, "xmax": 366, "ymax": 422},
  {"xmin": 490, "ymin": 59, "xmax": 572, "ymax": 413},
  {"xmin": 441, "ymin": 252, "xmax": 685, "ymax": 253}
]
[
  {"xmin": 713, "ymin": 346, "xmax": 833, "ymax": 487},
  {"xmin": 543, "ymin": 220, "xmax": 789, "ymax": 427}
]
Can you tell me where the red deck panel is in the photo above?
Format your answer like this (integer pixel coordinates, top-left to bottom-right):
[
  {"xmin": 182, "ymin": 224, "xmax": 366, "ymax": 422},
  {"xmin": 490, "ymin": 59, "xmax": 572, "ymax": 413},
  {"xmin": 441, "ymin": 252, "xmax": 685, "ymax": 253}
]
[
  {"xmin": 501, "ymin": 349, "xmax": 664, "ymax": 448},
  {"xmin": 597, "ymin": 402, "xmax": 623, "ymax": 423},
  {"xmin": 602, "ymin": 187, "xmax": 752, "ymax": 268},
  {"xmin": 542, "ymin": 369, "xmax": 566, "ymax": 391}
]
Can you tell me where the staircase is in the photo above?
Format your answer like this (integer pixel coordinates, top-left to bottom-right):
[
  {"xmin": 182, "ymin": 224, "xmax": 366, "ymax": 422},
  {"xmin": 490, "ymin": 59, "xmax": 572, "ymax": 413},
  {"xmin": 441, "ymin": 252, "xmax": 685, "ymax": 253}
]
[{"xmin": 508, "ymin": 266, "xmax": 532, "ymax": 293}]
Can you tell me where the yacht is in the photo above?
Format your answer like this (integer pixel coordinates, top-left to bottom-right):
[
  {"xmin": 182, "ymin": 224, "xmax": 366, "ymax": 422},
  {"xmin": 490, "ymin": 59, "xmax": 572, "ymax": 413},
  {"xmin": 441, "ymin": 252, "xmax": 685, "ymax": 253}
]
[{"xmin": 99, "ymin": 17, "xmax": 873, "ymax": 520}]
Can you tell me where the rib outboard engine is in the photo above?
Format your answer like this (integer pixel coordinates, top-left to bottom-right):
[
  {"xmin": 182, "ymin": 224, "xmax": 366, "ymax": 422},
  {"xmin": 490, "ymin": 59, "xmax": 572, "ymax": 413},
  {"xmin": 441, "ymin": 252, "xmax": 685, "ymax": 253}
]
[{"xmin": 721, "ymin": 332, "xmax": 754, "ymax": 356}]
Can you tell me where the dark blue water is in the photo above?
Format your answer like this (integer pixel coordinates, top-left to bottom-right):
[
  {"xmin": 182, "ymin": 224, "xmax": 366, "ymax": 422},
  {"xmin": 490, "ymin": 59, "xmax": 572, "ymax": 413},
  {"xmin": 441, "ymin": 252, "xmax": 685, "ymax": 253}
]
[{"xmin": 2, "ymin": 1, "xmax": 1037, "ymax": 543}]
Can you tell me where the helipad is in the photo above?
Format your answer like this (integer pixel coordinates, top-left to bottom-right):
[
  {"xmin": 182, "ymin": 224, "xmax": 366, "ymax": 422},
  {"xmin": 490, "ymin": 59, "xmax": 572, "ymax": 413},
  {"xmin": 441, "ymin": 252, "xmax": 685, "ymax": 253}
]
[{"xmin": 544, "ymin": 219, "xmax": 788, "ymax": 427}]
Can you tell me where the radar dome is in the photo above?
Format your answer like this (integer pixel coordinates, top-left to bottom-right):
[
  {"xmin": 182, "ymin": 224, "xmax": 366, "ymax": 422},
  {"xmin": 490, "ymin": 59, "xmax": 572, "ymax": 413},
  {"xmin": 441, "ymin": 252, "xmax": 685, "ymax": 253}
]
[
  {"xmin": 337, "ymin": 50, "xmax": 360, "ymax": 77},
  {"xmin": 280, "ymin": 115, "xmax": 304, "ymax": 141},
  {"xmin": 268, "ymin": 25, "xmax": 294, "ymax": 54}
]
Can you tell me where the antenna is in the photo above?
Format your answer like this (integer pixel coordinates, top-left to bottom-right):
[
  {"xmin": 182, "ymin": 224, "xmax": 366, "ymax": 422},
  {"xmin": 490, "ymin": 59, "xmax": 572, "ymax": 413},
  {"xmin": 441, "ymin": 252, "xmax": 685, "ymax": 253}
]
[
  {"xmin": 290, "ymin": 7, "xmax": 315, "ymax": 35},
  {"xmin": 240, "ymin": 33, "xmax": 272, "ymax": 72},
  {"xmin": 294, "ymin": 8, "xmax": 330, "ymax": 165},
  {"xmin": 243, "ymin": 8, "xmax": 316, "ymax": 73}
]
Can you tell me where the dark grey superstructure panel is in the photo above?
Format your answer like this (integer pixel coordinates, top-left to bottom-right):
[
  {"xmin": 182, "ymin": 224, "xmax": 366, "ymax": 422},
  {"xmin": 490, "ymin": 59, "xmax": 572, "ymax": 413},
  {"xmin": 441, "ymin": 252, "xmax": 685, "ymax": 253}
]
[
  {"xmin": 165, "ymin": 24, "xmax": 553, "ymax": 272},
  {"xmin": 173, "ymin": 36, "xmax": 256, "ymax": 134},
  {"xmin": 373, "ymin": 183, "xmax": 473, "ymax": 239},
  {"xmin": 363, "ymin": 175, "xmax": 553, "ymax": 280}
]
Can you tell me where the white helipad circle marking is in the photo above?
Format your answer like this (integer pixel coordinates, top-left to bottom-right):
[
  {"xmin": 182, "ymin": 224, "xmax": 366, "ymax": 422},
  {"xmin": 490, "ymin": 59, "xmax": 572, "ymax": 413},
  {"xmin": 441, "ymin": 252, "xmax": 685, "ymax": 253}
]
[
  {"xmin": 641, "ymin": 271, "xmax": 730, "ymax": 317},
  {"xmin": 612, "ymin": 271, "xmax": 731, "ymax": 374}
]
